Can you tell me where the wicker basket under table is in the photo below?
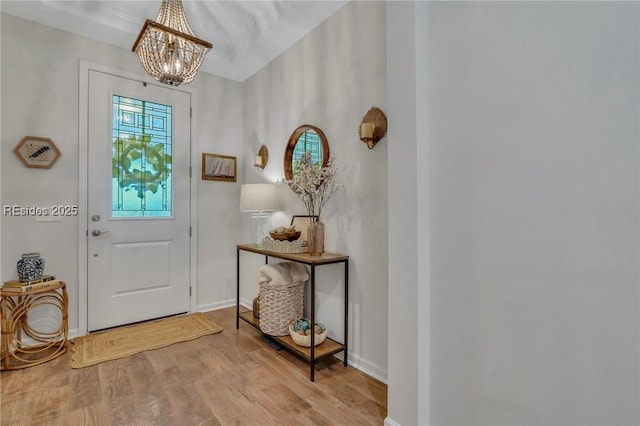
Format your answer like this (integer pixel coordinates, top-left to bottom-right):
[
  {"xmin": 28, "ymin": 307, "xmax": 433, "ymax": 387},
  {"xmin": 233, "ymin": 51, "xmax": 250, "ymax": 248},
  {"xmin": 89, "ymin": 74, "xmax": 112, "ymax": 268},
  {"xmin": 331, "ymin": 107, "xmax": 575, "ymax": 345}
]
[{"xmin": 259, "ymin": 280, "xmax": 304, "ymax": 336}]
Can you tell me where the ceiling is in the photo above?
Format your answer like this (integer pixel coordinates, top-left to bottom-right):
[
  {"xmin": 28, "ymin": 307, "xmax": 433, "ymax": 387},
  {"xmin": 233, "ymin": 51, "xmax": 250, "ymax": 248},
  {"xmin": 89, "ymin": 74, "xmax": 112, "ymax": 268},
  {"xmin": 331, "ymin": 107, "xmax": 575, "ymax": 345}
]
[{"xmin": 0, "ymin": 0, "xmax": 347, "ymax": 82}]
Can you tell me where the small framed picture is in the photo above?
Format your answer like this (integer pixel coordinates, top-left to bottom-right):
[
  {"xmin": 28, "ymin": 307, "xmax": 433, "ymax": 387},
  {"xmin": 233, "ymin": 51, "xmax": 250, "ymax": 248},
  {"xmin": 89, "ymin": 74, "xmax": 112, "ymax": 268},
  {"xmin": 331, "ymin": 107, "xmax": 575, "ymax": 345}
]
[
  {"xmin": 202, "ymin": 153, "xmax": 237, "ymax": 182},
  {"xmin": 290, "ymin": 215, "xmax": 318, "ymax": 242},
  {"xmin": 14, "ymin": 136, "xmax": 61, "ymax": 169}
]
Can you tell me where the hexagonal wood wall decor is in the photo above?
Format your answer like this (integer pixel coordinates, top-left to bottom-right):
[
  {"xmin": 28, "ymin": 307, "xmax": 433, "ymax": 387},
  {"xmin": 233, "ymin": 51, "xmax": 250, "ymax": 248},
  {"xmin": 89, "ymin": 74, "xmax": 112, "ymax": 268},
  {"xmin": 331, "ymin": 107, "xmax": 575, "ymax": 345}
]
[{"xmin": 14, "ymin": 136, "xmax": 61, "ymax": 169}]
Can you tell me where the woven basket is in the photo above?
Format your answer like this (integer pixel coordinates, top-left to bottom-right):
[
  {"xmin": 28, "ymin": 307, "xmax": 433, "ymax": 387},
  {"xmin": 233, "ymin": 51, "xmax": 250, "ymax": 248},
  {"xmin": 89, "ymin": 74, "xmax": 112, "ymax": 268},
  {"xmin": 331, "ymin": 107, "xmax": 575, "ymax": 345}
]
[
  {"xmin": 269, "ymin": 230, "xmax": 301, "ymax": 241},
  {"xmin": 289, "ymin": 318, "xmax": 328, "ymax": 347},
  {"xmin": 259, "ymin": 281, "xmax": 305, "ymax": 336}
]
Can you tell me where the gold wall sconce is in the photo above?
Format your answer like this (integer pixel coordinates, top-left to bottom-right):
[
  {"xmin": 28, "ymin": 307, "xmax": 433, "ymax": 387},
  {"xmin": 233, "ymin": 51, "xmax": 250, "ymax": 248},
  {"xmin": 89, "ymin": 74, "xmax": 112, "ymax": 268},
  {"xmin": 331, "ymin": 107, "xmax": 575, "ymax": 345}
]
[
  {"xmin": 254, "ymin": 145, "xmax": 269, "ymax": 171},
  {"xmin": 359, "ymin": 107, "xmax": 387, "ymax": 149}
]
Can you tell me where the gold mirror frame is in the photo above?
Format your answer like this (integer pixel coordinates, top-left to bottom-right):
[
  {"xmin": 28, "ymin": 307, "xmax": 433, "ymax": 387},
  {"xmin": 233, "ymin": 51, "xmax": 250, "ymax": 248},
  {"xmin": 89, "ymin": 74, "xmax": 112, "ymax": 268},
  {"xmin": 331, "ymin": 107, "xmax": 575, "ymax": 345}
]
[{"xmin": 283, "ymin": 124, "xmax": 330, "ymax": 180}]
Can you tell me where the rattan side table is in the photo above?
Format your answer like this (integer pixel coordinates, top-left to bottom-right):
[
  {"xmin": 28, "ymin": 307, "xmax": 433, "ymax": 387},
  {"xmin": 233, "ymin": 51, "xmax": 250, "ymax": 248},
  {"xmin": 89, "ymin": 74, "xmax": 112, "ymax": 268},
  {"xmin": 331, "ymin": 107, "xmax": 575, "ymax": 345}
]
[{"xmin": 0, "ymin": 281, "xmax": 68, "ymax": 370}]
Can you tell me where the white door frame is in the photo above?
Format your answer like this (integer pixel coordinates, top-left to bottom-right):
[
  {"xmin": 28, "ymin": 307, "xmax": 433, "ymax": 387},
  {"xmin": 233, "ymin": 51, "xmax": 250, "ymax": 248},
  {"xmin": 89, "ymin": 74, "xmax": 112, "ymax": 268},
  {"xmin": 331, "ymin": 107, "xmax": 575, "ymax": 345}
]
[{"xmin": 78, "ymin": 60, "xmax": 199, "ymax": 336}]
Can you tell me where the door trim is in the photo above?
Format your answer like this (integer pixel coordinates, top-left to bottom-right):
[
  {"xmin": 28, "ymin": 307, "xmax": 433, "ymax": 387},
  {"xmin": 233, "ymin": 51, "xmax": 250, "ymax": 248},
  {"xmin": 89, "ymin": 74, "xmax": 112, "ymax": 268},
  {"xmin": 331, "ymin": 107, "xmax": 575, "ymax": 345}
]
[{"xmin": 78, "ymin": 60, "xmax": 199, "ymax": 336}]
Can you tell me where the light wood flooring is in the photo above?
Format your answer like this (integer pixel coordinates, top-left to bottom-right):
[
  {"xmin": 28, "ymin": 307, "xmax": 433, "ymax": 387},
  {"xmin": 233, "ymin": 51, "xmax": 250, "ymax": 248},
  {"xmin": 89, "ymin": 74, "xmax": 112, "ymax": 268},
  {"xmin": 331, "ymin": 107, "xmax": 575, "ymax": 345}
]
[{"xmin": 0, "ymin": 307, "xmax": 387, "ymax": 425}]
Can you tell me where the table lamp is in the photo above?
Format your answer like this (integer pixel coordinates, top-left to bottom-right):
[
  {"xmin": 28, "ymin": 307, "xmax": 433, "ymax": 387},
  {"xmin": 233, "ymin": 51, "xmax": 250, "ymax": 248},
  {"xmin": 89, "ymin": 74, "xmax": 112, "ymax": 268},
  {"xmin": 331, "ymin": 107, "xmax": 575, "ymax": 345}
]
[{"xmin": 240, "ymin": 183, "xmax": 278, "ymax": 245}]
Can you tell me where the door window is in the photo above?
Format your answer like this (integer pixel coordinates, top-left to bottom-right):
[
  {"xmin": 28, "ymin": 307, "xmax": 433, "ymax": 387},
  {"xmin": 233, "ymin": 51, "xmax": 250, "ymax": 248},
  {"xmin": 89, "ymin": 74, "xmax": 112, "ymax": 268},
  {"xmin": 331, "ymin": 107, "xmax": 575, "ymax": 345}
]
[{"xmin": 112, "ymin": 95, "xmax": 172, "ymax": 218}]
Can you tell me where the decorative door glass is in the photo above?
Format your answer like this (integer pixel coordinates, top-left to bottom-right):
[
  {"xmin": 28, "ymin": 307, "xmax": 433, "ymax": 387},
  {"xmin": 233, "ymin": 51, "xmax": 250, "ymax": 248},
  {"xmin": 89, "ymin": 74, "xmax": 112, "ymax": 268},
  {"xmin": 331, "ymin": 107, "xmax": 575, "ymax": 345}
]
[{"xmin": 112, "ymin": 95, "xmax": 172, "ymax": 218}]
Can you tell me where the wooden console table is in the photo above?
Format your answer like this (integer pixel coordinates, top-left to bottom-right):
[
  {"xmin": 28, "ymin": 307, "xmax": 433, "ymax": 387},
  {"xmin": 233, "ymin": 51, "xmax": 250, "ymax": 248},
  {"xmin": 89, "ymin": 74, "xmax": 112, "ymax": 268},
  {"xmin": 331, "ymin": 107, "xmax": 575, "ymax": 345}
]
[
  {"xmin": 0, "ymin": 281, "xmax": 68, "ymax": 370},
  {"xmin": 236, "ymin": 244, "xmax": 348, "ymax": 382}
]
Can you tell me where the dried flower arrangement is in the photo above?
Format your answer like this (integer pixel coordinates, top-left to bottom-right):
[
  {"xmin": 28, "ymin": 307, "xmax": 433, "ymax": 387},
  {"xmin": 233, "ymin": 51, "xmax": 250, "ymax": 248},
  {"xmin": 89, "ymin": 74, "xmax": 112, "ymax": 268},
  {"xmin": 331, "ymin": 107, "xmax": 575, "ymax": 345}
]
[
  {"xmin": 286, "ymin": 151, "xmax": 342, "ymax": 255},
  {"xmin": 286, "ymin": 151, "xmax": 342, "ymax": 221}
]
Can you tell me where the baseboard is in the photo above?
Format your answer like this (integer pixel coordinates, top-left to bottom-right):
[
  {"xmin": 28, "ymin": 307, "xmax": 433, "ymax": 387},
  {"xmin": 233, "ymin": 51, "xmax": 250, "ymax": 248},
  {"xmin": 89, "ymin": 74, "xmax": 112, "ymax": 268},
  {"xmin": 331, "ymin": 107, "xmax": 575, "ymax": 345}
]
[
  {"xmin": 17, "ymin": 327, "xmax": 79, "ymax": 347},
  {"xmin": 197, "ymin": 298, "xmax": 251, "ymax": 313},
  {"xmin": 384, "ymin": 416, "xmax": 402, "ymax": 426},
  {"xmin": 347, "ymin": 350, "xmax": 388, "ymax": 384}
]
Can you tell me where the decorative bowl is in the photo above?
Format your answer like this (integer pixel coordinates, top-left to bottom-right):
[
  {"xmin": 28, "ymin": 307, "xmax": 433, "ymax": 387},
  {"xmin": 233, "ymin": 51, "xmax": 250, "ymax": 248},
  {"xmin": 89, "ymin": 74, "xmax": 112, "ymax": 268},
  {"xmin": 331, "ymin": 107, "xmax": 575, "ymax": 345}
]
[
  {"xmin": 288, "ymin": 318, "xmax": 328, "ymax": 347},
  {"xmin": 270, "ymin": 230, "xmax": 302, "ymax": 241}
]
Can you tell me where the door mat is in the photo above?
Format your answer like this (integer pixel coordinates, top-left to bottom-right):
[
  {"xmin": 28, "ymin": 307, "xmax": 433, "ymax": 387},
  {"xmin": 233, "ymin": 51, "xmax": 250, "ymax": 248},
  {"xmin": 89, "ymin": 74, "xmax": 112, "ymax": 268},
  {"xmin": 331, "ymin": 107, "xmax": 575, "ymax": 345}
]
[{"xmin": 71, "ymin": 312, "xmax": 222, "ymax": 368}]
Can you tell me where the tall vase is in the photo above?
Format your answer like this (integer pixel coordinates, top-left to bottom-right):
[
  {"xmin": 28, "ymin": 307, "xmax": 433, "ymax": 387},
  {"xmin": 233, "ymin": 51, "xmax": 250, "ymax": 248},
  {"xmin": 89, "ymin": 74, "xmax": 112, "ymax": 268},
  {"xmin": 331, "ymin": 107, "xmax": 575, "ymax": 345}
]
[{"xmin": 307, "ymin": 220, "xmax": 324, "ymax": 256}]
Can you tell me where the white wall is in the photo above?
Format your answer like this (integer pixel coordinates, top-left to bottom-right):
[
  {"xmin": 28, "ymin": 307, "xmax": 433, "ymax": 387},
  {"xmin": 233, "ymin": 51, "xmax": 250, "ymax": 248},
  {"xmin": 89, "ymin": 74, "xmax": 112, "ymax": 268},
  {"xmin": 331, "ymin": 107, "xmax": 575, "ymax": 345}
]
[
  {"xmin": 386, "ymin": 1, "xmax": 420, "ymax": 425},
  {"xmin": 0, "ymin": 14, "xmax": 243, "ymax": 333},
  {"xmin": 388, "ymin": 2, "xmax": 640, "ymax": 425},
  {"xmin": 241, "ymin": 1, "xmax": 389, "ymax": 381},
  {"xmin": 193, "ymin": 61, "xmax": 244, "ymax": 311}
]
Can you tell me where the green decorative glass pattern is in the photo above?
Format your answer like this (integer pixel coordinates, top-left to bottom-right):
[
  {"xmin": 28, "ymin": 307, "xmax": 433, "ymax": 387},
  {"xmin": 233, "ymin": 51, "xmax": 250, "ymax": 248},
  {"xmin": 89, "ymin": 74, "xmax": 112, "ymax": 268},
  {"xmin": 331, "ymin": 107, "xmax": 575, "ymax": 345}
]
[{"xmin": 112, "ymin": 95, "xmax": 172, "ymax": 218}]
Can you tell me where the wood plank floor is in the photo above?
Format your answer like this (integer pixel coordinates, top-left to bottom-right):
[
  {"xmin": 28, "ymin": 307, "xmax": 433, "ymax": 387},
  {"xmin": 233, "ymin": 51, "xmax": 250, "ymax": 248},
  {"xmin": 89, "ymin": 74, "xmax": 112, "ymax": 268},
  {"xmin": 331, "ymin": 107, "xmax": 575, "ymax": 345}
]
[{"xmin": 0, "ymin": 307, "xmax": 387, "ymax": 425}]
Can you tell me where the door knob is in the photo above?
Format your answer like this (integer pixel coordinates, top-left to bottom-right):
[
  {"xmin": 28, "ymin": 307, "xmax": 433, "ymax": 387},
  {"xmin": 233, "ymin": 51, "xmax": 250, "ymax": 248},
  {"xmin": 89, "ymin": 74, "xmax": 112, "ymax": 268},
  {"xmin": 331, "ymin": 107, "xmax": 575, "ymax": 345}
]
[{"xmin": 91, "ymin": 229, "xmax": 110, "ymax": 237}]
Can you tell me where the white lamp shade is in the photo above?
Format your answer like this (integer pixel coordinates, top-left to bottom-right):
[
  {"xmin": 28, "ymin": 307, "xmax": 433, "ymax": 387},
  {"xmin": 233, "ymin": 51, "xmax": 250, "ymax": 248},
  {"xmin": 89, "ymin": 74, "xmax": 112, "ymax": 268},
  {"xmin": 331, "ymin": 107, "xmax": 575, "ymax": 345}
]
[{"xmin": 240, "ymin": 183, "xmax": 278, "ymax": 212}]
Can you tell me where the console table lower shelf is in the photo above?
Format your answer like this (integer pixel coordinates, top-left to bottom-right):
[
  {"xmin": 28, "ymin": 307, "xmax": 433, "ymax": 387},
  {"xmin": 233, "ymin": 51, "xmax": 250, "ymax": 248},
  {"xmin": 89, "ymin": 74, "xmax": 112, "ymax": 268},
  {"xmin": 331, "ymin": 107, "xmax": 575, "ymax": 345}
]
[{"xmin": 239, "ymin": 310, "xmax": 346, "ymax": 364}]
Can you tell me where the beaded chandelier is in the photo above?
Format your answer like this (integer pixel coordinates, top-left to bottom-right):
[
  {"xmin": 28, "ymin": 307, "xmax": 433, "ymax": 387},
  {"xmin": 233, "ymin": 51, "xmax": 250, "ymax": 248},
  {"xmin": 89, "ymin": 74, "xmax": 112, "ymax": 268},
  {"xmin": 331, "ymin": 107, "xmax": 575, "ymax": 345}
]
[{"xmin": 132, "ymin": 0, "xmax": 212, "ymax": 86}]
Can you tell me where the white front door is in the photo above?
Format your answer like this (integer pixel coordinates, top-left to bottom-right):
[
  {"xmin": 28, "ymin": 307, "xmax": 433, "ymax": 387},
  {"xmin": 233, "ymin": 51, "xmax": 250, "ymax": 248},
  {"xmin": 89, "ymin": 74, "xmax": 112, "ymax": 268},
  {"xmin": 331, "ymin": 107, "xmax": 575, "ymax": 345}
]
[{"xmin": 87, "ymin": 70, "xmax": 191, "ymax": 331}]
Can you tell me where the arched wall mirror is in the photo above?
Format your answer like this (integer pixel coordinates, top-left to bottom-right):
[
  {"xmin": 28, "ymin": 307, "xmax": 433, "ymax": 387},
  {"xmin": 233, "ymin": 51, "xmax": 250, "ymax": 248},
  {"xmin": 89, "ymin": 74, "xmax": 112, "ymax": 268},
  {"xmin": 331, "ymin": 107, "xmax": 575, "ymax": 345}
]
[{"xmin": 284, "ymin": 124, "xmax": 330, "ymax": 180}]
